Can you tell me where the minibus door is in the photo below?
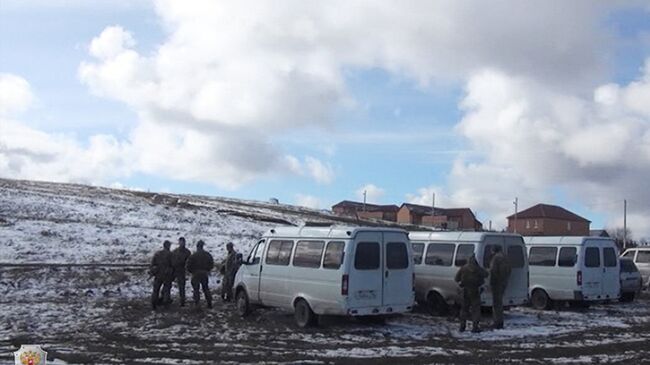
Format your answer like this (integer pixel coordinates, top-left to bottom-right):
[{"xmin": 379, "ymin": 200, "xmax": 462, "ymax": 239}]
[
  {"xmin": 241, "ymin": 240, "xmax": 265, "ymax": 303},
  {"xmin": 602, "ymin": 246, "xmax": 620, "ymax": 298},
  {"xmin": 348, "ymin": 232, "xmax": 383, "ymax": 309},
  {"xmin": 382, "ymin": 232, "xmax": 412, "ymax": 307},
  {"xmin": 582, "ymin": 246, "xmax": 602, "ymax": 299}
]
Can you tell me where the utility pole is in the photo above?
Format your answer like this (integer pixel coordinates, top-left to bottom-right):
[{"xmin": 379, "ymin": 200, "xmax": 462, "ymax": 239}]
[
  {"xmin": 363, "ymin": 190, "xmax": 367, "ymax": 212},
  {"xmin": 513, "ymin": 197, "xmax": 519, "ymax": 233},
  {"xmin": 431, "ymin": 192, "xmax": 435, "ymax": 227},
  {"xmin": 623, "ymin": 199, "xmax": 627, "ymax": 251},
  {"xmin": 489, "ymin": 220, "xmax": 492, "ymax": 231}
]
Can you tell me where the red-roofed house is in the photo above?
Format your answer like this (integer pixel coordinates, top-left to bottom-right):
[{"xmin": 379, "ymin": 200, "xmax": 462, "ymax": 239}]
[
  {"xmin": 507, "ymin": 203, "xmax": 590, "ymax": 236},
  {"xmin": 331, "ymin": 200, "xmax": 399, "ymax": 221},
  {"xmin": 396, "ymin": 203, "xmax": 482, "ymax": 230}
]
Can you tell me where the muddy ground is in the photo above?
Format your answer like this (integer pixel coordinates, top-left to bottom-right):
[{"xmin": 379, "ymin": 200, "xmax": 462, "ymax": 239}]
[{"xmin": 1, "ymin": 267, "xmax": 650, "ymax": 364}]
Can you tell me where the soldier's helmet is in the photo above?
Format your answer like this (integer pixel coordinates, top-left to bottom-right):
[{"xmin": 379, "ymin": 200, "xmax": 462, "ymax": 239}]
[
  {"xmin": 197, "ymin": 240, "xmax": 205, "ymax": 249},
  {"xmin": 163, "ymin": 240, "xmax": 172, "ymax": 249}
]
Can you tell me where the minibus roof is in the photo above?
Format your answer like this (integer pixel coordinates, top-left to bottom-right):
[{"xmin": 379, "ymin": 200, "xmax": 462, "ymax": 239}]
[
  {"xmin": 265, "ymin": 226, "xmax": 408, "ymax": 240},
  {"xmin": 408, "ymin": 231, "xmax": 523, "ymax": 242},
  {"xmin": 524, "ymin": 236, "xmax": 616, "ymax": 246}
]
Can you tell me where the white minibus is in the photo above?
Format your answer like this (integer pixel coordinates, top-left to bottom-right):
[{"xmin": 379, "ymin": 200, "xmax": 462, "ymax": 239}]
[
  {"xmin": 410, "ymin": 231, "xmax": 529, "ymax": 315},
  {"xmin": 233, "ymin": 226, "xmax": 415, "ymax": 327},
  {"xmin": 525, "ymin": 236, "xmax": 620, "ymax": 309}
]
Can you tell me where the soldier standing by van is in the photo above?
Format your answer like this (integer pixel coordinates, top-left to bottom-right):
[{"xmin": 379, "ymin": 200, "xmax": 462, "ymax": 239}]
[
  {"xmin": 489, "ymin": 245, "xmax": 512, "ymax": 329},
  {"xmin": 455, "ymin": 254, "xmax": 488, "ymax": 333},
  {"xmin": 221, "ymin": 242, "xmax": 238, "ymax": 302},
  {"xmin": 186, "ymin": 240, "xmax": 215, "ymax": 308},
  {"xmin": 150, "ymin": 240, "xmax": 173, "ymax": 310},
  {"xmin": 171, "ymin": 237, "xmax": 192, "ymax": 306}
]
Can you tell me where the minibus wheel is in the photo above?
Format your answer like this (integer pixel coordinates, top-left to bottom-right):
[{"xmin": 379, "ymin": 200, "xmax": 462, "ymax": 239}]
[
  {"xmin": 531, "ymin": 289, "xmax": 551, "ymax": 310},
  {"xmin": 426, "ymin": 291, "xmax": 448, "ymax": 316},
  {"xmin": 620, "ymin": 292, "xmax": 635, "ymax": 302},
  {"xmin": 236, "ymin": 289, "xmax": 250, "ymax": 317},
  {"xmin": 294, "ymin": 299, "xmax": 317, "ymax": 328}
]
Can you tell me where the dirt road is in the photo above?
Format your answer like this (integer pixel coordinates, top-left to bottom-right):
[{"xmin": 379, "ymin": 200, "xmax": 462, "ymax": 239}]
[{"xmin": 2, "ymin": 267, "xmax": 649, "ymax": 364}]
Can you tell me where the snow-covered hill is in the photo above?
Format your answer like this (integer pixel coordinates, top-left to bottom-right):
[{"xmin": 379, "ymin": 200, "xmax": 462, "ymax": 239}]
[{"xmin": 0, "ymin": 178, "xmax": 381, "ymax": 264}]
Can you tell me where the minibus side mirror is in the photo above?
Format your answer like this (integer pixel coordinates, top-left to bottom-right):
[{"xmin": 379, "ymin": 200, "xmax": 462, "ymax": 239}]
[{"xmin": 250, "ymin": 257, "xmax": 260, "ymax": 265}]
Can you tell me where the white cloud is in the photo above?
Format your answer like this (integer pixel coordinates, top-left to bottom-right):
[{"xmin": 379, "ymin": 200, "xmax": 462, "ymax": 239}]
[
  {"xmin": 305, "ymin": 156, "xmax": 334, "ymax": 184},
  {"xmin": 0, "ymin": 74, "xmax": 34, "ymax": 115},
  {"xmin": 449, "ymin": 63, "xmax": 650, "ymax": 236},
  {"xmin": 295, "ymin": 194, "xmax": 320, "ymax": 209},
  {"xmin": 72, "ymin": 0, "xmax": 617, "ymax": 189},
  {"xmin": 0, "ymin": 118, "xmax": 132, "ymax": 184},
  {"xmin": 356, "ymin": 184, "xmax": 385, "ymax": 204}
]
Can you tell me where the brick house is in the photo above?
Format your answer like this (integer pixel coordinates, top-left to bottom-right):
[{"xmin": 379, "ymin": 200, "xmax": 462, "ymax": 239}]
[
  {"xmin": 507, "ymin": 203, "xmax": 590, "ymax": 236},
  {"xmin": 331, "ymin": 200, "xmax": 399, "ymax": 221},
  {"xmin": 396, "ymin": 203, "xmax": 482, "ymax": 230}
]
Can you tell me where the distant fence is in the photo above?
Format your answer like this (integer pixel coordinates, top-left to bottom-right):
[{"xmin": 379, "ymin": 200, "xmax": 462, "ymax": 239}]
[{"xmin": 0, "ymin": 263, "xmax": 149, "ymax": 268}]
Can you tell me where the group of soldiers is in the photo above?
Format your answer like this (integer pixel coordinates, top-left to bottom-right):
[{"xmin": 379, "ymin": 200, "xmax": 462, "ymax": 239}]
[
  {"xmin": 149, "ymin": 237, "xmax": 240, "ymax": 310},
  {"xmin": 455, "ymin": 245, "xmax": 512, "ymax": 333},
  {"xmin": 150, "ymin": 238, "xmax": 511, "ymax": 331}
]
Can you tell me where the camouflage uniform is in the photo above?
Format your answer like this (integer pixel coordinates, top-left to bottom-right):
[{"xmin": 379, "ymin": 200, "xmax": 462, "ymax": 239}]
[
  {"xmin": 150, "ymin": 245, "xmax": 173, "ymax": 309},
  {"xmin": 186, "ymin": 242, "xmax": 215, "ymax": 308},
  {"xmin": 489, "ymin": 249, "xmax": 512, "ymax": 329},
  {"xmin": 455, "ymin": 255, "xmax": 488, "ymax": 332},
  {"xmin": 221, "ymin": 247, "xmax": 238, "ymax": 302},
  {"xmin": 171, "ymin": 245, "xmax": 191, "ymax": 306}
]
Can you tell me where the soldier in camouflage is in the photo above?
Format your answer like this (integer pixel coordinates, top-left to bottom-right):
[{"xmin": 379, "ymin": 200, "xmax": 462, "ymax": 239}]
[
  {"xmin": 186, "ymin": 240, "xmax": 215, "ymax": 308},
  {"xmin": 150, "ymin": 240, "xmax": 173, "ymax": 310},
  {"xmin": 221, "ymin": 242, "xmax": 238, "ymax": 302},
  {"xmin": 489, "ymin": 245, "xmax": 512, "ymax": 329},
  {"xmin": 455, "ymin": 253, "xmax": 488, "ymax": 333},
  {"xmin": 171, "ymin": 236, "xmax": 192, "ymax": 307}
]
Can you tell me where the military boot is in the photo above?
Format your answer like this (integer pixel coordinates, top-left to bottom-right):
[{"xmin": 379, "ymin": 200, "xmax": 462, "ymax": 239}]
[{"xmin": 459, "ymin": 322, "xmax": 466, "ymax": 332}]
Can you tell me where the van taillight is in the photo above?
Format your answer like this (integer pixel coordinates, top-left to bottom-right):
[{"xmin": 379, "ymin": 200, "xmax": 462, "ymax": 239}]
[
  {"xmin": 342, "ymin": 274, "xmax": 349, "ymax": 296},
  {"xmin": 577, "ymin": 271, "xmax": 582, "ymax": 286}
]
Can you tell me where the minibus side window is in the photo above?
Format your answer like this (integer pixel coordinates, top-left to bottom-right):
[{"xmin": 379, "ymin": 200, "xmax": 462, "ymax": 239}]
[
  {"xmin": 293, "ymin": 240, "xmax": 325, "ymax": 268},
  {"xmin": 355, "ymin": 242, "xmax": 380, "ymax": 270},
  {"xmin": 529, "ymin": 247, "xmax": 558, "ymax": 266},
  {"xmin": 603, "ymin": 247, "xmax": 617, "ymax": 267},
  {"xmin": 455, "ymin": 244, "xmax": 475, "ymax": 267},
  {"xmin": 387, "ymin": 242, "xmax": 409, "ymax": 269},
  {"xmin": 585, "ymin": 247, "xmax": 600, "ymax": 267},
  {"xmin": 506, "ymin": 245, "xmax": 525, "ymax": 269},
  {"xmin": 266, "ymin": 240, "xmax": 294, "ymax": 266},
  {"xmin": 637, "ymin": 251, "xmax": 650, "ymax": 263},
  {"xmin": 425, "ymin": 243, "xmax": 454, "ymax": 266},
  {"xmin": 323, "ymin": 241, "xmax": 345, "ymax": 269},
  {"xmin": 558, "ymin": 247, "xmax": 577, "ymax": 267},
  {"xmin": 412, "ymin": 243, "xmax": 425, "ymax": 265}
]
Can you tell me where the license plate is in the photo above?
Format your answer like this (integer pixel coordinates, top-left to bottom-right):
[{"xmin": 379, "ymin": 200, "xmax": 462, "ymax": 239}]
[{"xmin": 355, "ymin": 290, "xmax": 376, "ymax": 300}]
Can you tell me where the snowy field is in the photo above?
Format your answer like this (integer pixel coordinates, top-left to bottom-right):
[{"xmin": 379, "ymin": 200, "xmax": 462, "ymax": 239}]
[{"xmin": 1, "ymin": 178, "xmax": 650, "ymax": 364}]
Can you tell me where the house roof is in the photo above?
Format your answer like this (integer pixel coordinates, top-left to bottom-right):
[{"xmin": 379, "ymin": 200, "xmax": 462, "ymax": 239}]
[
  {"xmin": 400, "ymin": 204, "xmax": 482, "ymax": 227},
  {"xmin": 331, "ymin": 200, "xmax": 399, "ymax": 212},
  {"xmin": 507, "ymin": 203, "xmax": 590, "ymax": 223}
]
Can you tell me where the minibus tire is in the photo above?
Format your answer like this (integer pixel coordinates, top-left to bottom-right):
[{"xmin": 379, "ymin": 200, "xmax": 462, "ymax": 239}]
[
  {"xmin": 426, "ymin": 291, "xmax": 448, "ymax": 316},
  {"xmin": 236, "ymin": 289, "xmax": 250, "ymax": 317},
  {"xmin": 294, "ymin": 299, "xmax": 317, "ymax": 328},
  {"xmin": 531, "ymin": 289, "xmax": 552, "ymax": 310},
  {"xmin": 620, "ymin": 292, "xmax": 635, "ymax": 302}
]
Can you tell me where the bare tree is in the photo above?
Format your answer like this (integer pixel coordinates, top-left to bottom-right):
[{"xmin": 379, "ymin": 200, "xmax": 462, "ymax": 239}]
[{"xmin": 607, "ymin": 227, "xmax": 637, "ymax": 251}]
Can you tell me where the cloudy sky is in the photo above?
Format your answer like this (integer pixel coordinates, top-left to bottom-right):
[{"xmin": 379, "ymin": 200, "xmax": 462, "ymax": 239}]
[{"xmin": 2, "ymin": 1, "xmax": 650, "ymax": 237}]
